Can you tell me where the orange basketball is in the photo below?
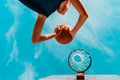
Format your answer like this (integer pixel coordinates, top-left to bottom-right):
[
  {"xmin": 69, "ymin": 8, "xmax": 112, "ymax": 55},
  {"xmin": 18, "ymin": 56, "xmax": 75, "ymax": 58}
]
[{"xmin": 54, "ymin": 24, "xmax": 73, "ymax": 44}]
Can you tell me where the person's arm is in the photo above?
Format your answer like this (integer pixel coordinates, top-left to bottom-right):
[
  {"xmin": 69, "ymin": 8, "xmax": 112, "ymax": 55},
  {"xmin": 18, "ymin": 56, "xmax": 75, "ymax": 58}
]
[
  {"xmin": 70, "ymin": 0, "xmax": 88, "ymax": 37},
  {"xmin": 32, "ymin": 14, "xmax": 56, "ymax": 44}
]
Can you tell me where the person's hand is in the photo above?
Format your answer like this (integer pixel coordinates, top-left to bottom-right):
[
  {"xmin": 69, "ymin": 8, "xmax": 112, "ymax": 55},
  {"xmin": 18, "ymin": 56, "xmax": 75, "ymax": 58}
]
[
  {"xmin": 54, "ymin": 24, "xmax": 63, "ymax": 37},
  {"xmin": 54, "ymin": 24, "xmax": 75, "ymax": 38}
]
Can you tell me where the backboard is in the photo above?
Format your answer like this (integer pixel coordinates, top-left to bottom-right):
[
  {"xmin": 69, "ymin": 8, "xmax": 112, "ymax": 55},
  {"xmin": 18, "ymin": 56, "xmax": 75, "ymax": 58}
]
[{"xmin": 39, "ymin": 75, "xmax": 120, "ymax": 80}]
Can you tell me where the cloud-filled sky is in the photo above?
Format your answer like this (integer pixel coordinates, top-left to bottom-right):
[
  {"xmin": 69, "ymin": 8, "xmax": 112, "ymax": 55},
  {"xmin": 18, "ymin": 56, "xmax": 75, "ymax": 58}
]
[{"xmin": 0, "ymin": 0, "xmax": 120, "ymax": 80}]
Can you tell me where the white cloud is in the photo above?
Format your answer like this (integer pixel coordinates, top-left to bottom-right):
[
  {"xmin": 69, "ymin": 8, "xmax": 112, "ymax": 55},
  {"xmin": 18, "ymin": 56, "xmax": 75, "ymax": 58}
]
[
  {"xmin": 5, "ymin": 0, "xmax": 23, "ymax": 42},
  {"xmin": 34, "ymin": 46, "xmax": 42, "ymax": 59},
  {"xmin": 6, "ymin": 39, "xmax": 19, "ymax": 66},
  {"xmin": 5, "ymin": 19, "xmax": 18, "ymax": 42},
  {"xmin": 19, "ymin": 63, "xmax": 37, "ymax": 80},
  {"xmin": 5, "ymin": 0, "xmax": 21, "ymax": 65},
  {"xmin": 101, "ymin": 45, "xmax": 115, "ymax": 57},
  {"xmin": 5, "ymin": 0, "xmax": 22, "ymax": 16}
]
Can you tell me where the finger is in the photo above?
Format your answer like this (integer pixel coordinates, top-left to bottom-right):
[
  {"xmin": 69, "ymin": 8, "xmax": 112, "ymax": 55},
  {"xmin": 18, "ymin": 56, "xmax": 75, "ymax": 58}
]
[
  {"xmin": 54, "ymin": 27, "xmax": 57, "ymax": 32},
  {"xmin": 61, "ymin": 25, "xmax": 64, "ymax": 29},
  {"xmin": 57, "ymin": 29, "xmax": 62, "ymax": 36},
  {"xmin": 57, "ymin": 24, "xmax": 61, "ymax": 27},
  {"xmin": 58, "ymin": 26, "xmax": 61, "ymax": 30}
]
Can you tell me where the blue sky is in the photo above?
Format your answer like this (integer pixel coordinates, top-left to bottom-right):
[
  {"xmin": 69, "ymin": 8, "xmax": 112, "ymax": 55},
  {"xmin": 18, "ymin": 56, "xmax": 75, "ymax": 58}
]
[{"xmin": 0, "ymin": 0, "xmax": 120, "ymax": 80}]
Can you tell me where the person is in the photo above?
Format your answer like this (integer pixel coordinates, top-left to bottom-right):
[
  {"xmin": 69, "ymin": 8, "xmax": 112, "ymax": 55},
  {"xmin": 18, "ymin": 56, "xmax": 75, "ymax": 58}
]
[{"xmin": 19, "ymin": 0, "xmax": 88, "ymax": 44}]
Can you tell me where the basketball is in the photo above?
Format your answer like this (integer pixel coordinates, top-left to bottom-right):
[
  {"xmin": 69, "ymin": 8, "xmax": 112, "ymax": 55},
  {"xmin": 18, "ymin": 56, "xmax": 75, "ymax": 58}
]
[{"xmin": 54, "ymin": 24, "xmax": 73, "ymax": 44}]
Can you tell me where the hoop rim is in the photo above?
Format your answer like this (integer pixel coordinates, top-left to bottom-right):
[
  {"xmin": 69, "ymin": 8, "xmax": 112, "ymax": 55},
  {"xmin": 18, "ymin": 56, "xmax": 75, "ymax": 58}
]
[{"xmin": 68, "ymin": 48, "xmax": 92, "ymax": 73}]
